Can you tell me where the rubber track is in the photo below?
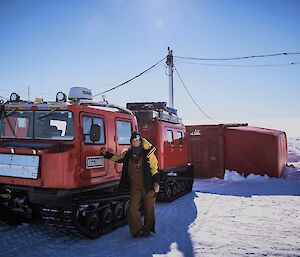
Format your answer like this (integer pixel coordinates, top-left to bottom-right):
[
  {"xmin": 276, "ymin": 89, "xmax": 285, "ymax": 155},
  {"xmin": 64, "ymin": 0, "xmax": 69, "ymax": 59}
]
[
  {"xmin": 157, "ymin": 177, "xmax": 193, "ymax": 202},
  {"xmin": 42, "ymin": 194, "xmax": 129, "ymax": 239}
]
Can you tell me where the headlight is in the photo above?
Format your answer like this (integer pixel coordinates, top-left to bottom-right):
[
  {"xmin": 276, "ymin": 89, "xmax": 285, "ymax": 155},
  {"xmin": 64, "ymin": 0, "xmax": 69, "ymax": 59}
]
[
  {"xmin": 10, "ymin": 93, "xmax": 20, "ymax": 102},
  {"xmin": 56, "ymin": 92, "xmax": 67, "ymax": 102}
]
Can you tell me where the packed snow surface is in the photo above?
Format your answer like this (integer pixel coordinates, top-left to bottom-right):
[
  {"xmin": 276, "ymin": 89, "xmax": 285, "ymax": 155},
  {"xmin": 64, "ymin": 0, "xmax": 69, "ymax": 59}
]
[{"xmin": 1, "ymin": 139, "xmax": 300, "ymax": 257}]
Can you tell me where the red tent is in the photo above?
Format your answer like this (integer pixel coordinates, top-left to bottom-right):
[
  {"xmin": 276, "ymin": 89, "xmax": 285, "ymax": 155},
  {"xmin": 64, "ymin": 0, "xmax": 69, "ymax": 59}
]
[{"xmin": 224, "ymin": 126, "xmax": 288, "ymax": 178}]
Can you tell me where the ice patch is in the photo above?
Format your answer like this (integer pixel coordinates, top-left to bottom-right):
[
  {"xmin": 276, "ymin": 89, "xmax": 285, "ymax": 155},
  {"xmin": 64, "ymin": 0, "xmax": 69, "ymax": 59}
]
[
  {"xmin": 246, "ymin": 173, "xmax": 270, "ymax": 181},
  {"xmin": 224, "ymin": 170, "xmax": 270, "ymax": 182},
  {"xmin": 224, "ymin": 166, "xmax": 300, "ymax": 183},
  {"xmin": 224, "ymin": 170, "xmax": 245, "ymax": 181},
  {"xmin": 282, "ymin": 164, "xmax": 300, "ymax": 180}
]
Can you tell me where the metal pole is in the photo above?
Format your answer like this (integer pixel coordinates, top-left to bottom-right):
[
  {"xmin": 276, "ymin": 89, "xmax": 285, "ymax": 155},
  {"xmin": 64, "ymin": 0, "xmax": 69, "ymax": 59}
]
[{"xmin": 166, "ymin": 47, "xmax": 174, "ymax": 108}]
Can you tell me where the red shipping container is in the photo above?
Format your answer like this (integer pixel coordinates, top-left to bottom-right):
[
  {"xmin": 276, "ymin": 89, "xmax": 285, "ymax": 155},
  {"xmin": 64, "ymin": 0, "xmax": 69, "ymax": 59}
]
[
  {"xmin": 224, "ymin": 126, "xmax": 288, "ymax": 178},
  {"xmin": 186, "ymin": 125, "xmax": 224, "ymax": 178}
]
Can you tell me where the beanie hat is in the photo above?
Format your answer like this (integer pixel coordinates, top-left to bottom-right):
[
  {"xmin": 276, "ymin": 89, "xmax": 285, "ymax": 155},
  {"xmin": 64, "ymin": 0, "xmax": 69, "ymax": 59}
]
[{"xmin": 130, "ymin": 131, "xmax": 141, "ymax": 142}]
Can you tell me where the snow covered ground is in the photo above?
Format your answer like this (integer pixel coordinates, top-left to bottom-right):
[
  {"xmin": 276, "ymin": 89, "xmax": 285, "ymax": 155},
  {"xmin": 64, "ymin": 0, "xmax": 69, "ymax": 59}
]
[{"xmin": 0, "ymin": 139, "xmax": 300, "ymax": 257}]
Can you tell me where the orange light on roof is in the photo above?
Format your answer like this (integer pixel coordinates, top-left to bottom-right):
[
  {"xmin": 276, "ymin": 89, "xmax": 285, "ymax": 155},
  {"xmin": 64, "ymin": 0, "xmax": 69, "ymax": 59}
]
[{"xmin": 34, "ymin": 98, "xmax": 43, "ymax": 104}]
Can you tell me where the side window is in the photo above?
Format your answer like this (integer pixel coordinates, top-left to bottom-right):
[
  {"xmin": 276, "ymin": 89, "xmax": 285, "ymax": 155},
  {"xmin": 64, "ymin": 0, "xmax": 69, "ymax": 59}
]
[
  {"xmin": 82, "ymin": 116, "xmax": 105, "ymax": 144},
  {"xmin": 166, "ymin": 130, "xmax": 174, "ymax": 145},
  {"xmin": 177, "ymin": 131, "xmax": 183, "ymax": 145},
  {"xmin": 117, "ymin": 120, "xmax": 132, "ymax": 145}
]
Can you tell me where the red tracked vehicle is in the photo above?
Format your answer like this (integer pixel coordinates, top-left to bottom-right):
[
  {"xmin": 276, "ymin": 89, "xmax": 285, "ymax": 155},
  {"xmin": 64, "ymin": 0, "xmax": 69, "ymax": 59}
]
[
  {"xmin": 0, "ymin": 88, "xmax": 138, "ymax": 238},
  {"xmin": 0, "ymin": 88, "xmax": 193, "ymax": 238},
  {"xmin": 126, "ymin": 102, "xmax": 193, "ymax": 201}
]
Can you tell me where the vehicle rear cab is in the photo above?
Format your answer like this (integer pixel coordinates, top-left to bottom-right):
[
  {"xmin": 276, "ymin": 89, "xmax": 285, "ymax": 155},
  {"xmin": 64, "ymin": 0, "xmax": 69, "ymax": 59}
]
[
  {"xmin": 0, "ymin": 88, "xmax": 137, "ymax": 215},
  {"xmin": 126, "ymin": 102, "xmax": 193, "ymax": 201}
]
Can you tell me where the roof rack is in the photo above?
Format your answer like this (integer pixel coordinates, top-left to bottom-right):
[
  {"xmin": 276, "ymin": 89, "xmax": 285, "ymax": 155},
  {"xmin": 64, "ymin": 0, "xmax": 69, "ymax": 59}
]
[
  {"xmin": 78, "ymin": 99, "xmax": 133, "ymax": 115},
  {"xmin": 126, "ymin": 102, "xmax": 177, "ymax": 115},
  {"xmin": 126, "ymin": 102, "xmax": 182, "ymax": 124}
]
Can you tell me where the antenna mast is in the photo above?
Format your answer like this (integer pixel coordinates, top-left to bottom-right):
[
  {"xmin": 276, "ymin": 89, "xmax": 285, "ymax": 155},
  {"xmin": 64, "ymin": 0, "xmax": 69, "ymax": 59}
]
[
  {"xmin": 166, "ymin": 47, "xmax": 174, "ymax": 108},
  {"xmin": 28, "ymin": 86, "xmax": 30, "ymax": 101}
]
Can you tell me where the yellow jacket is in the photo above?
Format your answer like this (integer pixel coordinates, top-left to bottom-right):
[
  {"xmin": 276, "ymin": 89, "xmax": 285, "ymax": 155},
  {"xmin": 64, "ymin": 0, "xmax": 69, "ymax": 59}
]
[{"xmin": 104, "ymin": 138, "xmax": 159, "ymax": 192}]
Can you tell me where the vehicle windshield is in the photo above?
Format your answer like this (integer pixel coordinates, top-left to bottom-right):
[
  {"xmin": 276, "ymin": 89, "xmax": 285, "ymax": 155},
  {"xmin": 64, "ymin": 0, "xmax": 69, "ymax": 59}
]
[
  {"xmin": 0, "ymin": 111, "xmax": 33, "ymax": 138},
  {"xmin": 0, "ymin": 110, "xmax": 74, "ymax": 140}
]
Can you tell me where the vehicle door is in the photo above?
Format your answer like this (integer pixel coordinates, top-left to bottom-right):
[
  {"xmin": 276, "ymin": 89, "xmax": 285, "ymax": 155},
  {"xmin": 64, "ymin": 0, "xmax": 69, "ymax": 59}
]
[
  {"xmin": 114, "ymin": 118, "xmax": 132, "ymax": 173},
  {"xmin": 80, "ymin": 113, "xmax": 109, "ymax": 179},
  {"xmin": 164, "ymin": 128, "xmax": 176, "ymax": 168}
]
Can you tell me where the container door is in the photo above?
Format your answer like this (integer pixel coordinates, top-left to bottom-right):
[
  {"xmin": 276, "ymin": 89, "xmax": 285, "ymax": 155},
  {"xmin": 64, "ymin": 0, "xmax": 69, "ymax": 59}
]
[
  {"xmin": 190, "ymin": 138, "xmax": 206, "ymax": 177},
  {"xmin": 79, "ymin": 113, "xmax": 108, "ymax": 179},
  {"xmin": 206, "ymin": 127, "xmax": 224, "ymax": 178},
  {"xmin": 114, "ymin": 119, "xmax": 133, "ymax": 173},
  {"xmin": 187, "ymin": 126, "xmax": 224, "ymax": 178}
]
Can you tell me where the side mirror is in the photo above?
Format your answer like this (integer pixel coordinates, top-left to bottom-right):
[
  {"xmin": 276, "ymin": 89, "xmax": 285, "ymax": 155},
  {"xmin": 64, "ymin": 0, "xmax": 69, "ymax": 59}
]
[{"xmin": 90, "ymin": 124, "xmax": 101, "ymax": 142}]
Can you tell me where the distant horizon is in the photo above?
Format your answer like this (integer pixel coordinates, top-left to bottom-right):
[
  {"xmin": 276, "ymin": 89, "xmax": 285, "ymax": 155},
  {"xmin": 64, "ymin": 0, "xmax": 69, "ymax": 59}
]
[{"xmin": 184, "ymin": 117, "xmax": 300, "ymax": 138}]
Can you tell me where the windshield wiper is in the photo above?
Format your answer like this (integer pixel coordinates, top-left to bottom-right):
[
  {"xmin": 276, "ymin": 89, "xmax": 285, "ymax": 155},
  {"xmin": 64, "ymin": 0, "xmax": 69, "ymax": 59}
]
[
  {"xmin": 37, "ymin": 108, "xmax": 58, "ymax": 119},
  {"xmin": 0, "ymin": 108, "xmax": 16, "ymax": 120},
  {"xmin": 0, "ymin": 108, "xmax": 17, "ymax": 137}
]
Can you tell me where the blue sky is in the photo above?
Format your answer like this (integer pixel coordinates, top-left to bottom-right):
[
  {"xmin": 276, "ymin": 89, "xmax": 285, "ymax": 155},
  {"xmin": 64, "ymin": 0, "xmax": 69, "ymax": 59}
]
[{"xmin": 0, "ymin": 0, "xmax": 299, "ymax": 135}]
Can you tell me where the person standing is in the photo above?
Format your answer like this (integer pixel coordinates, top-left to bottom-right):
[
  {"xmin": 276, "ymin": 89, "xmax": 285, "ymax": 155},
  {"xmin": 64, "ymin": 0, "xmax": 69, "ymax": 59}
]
[{"xmin": 101, "ymin": 131, "xmax": 160, "ymax": 237}]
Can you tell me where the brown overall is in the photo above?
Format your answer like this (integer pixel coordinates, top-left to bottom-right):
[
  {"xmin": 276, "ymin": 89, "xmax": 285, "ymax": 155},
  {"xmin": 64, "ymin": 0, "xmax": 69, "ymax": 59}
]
[{"xmin": 127, "ymin": 156, "xmax": 156, "ymax": 236}]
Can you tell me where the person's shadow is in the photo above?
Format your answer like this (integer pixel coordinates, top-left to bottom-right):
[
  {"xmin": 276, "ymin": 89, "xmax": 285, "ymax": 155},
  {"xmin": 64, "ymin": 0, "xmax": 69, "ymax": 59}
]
[
  {"xmin": 147, "ymin": 192, "xmax": 197, "ymax": 257},
  {"xmin": 0, "ymin": 192, "xmax": 198, "ymax": 257},
  {"xmin": 51, "ymin": 192, "xmax": 198, "ymax": 257}
]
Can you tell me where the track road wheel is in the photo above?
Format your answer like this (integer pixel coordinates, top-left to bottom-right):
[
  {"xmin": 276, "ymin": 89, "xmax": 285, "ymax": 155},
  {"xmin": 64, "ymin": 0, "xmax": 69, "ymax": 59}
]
[
  {"xmin": 165, "ymin": 184, "xmax": 172, "ymax": 201},
  {"xmin": 177, "ymin": 182, "xmax": 183, "ymax": 193},
  {"xmin": 85, "ymin": 211, "xmax": 100, "ymax": 232},
  {"xmin": 172, "ymin": 184, "xmax": 177, "ymax": 196},
  {"xmin": 78, "ymin": 210, "xmax": 103, "ymax": 239},
  {"xmin": 181, "ymin": 181, "xmax": 186, "ymax": 193},
  {"xmin": 113, "ymin": 203, "xmax": 124, "ymax": 222},
  {"xmin": 101, "ymin": 207, "xmax": 113, "ymax": 226},
  {"xmin": 124, "ymin": 200, "xmax": 129, "ymax": 219}
]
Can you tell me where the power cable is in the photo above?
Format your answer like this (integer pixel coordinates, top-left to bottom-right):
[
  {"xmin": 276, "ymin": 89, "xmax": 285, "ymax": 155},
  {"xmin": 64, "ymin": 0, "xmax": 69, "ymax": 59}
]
[
  {"xmin": 174, "ymin": 52, "xmax": 300, "ymax": 61},
  {"xmin": 93, "ymin": 56, "xmax": 167, "ymax": 97},
  {"xmin": 175, "ymin": 60, "xmax": 300, "ymax": 67},
  {"xmin": 0, "ymin": 89, "xmax": 11, "ymax": 93},
  {"xmin": 174, "ymin": 66, "xmax": 215, "ymax": 122},
  {"xmin": 0, "ymin": 95, "xmax": 8, "ymax": 100}
]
